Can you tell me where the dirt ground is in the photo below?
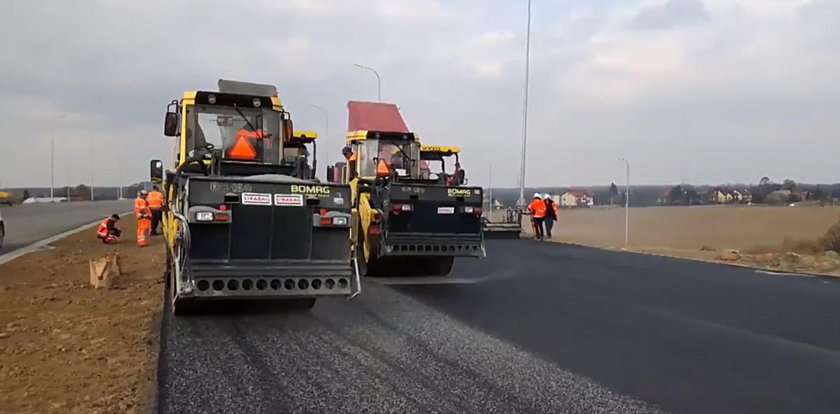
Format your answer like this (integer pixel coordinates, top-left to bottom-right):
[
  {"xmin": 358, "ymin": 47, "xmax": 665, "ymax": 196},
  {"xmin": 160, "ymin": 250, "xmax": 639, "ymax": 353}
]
[
  {"xmin": 549, "ymin": 204, "xmax": 840, "ymax": 251},
  {"xmin": 529, "ymin": 204, "xmax": 840, "ymax": 275},
  {"xmin": 0, "ymin": 216, "xmax": 164, "ymax": 414}
]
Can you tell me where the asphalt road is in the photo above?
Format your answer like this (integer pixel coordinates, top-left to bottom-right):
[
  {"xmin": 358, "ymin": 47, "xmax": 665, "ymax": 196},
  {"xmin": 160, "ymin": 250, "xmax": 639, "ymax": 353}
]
[
  {"xmin": 156, "ymin": 240, "xmax": 840, "ymax": 414},
  {"xmin": 0, "ymin": 200, "xmax": 132, "ymax": 253}
]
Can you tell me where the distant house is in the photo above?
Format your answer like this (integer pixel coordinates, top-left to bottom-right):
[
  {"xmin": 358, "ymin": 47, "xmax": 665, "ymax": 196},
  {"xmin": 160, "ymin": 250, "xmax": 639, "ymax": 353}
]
[
  {"xmin": 560, "ymin": 190, "xmax": 594, "ymax": 208},
  {"xmin": 708, "ymin": 189, "xmax": 733, "ymax": 204},
  {"xmin": 707, "ymin": 188, "xmax": 752, "ymax": 205},
  {"xmin": 658, "ymin": 188, "xmax": 673, "ymax": 205}
]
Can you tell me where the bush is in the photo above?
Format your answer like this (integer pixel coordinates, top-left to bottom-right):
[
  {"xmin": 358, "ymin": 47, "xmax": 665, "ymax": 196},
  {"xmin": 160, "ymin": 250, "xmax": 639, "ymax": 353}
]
[{"xmin": 818, "ymin": 219, "xmax": 840, "ymax": 253}]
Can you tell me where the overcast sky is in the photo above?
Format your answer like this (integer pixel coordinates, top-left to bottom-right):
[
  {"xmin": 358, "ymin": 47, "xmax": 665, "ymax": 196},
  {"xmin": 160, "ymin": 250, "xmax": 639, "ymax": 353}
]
[{"xmin": 1, "ymin": 0, "xmax": 839, "ymax": 188}]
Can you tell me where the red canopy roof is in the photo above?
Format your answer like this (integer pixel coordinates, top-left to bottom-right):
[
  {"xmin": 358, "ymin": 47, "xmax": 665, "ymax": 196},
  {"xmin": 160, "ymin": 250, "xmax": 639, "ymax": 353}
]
[{"xmin": 347, "ymin": 101, "xmax": 409, "ymax": 133}]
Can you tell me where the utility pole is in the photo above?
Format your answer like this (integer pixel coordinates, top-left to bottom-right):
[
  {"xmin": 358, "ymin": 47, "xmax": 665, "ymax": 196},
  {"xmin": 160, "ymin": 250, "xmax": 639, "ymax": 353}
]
[
  {"xmin": 618, "ymin": 157, "xmax": 630, "ymax": 246},
  {"xmin": 354, "ymin": 63, "xmax": 382, "ymax": 102},
  {"xmin": 517, "ymin": 0, "xmax": 533, "ymax": 208}
]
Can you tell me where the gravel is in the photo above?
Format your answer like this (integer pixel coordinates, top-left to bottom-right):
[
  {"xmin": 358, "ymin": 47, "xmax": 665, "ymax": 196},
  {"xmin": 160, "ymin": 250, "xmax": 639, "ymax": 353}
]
[{"xmin": 156, "ymin": 283, "xmax": 662, "ymax": 414}]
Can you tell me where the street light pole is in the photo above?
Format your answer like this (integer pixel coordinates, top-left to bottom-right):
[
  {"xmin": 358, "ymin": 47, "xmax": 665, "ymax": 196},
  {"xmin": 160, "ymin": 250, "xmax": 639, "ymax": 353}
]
[
  {"xmin": 517, "ymin": 0, "xmax": 533, "ymax": 208},
  {"xmin": 50, "ymin": 136, "xmax": 55, "ymax": 202},
  {"xmin": 50, "ymin": 114, "xmax": 66, "ymax": 203},
  {"xmin": 90, "ymin": 140, "xmax": 95, "ymax": 201},
  {"xmin": 488, "ymin": 165, "xmax": 494, "ymax": 216},
  {"xmin": 618, "ymin": 157, "xmax": 630, "ymax": 246},
  {"xmin": 354, "ymin": 63, "xmax": 381, "ymax": 102}
]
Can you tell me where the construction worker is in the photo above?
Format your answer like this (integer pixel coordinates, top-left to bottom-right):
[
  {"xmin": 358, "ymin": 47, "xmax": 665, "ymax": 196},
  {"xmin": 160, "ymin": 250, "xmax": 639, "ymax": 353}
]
[
  {"xmin": 528, "ymin": 193, "xmax": 546, "ymax": 240},
  {"xmin": 147, "ymin": 185, "xmax": 164, "ymax": 235},
  {"xmin": 96, "ymin": 214, "xmax": 122, "ymax": 244},
  {"xmin": 543, "ymin": 194, "xmax": 559, "ymax": 239},
  {"xmin": 342, "ymin": 146, "xmax": 357, "ymax": 179},
  {"xmin": 134, "ymin": 190, "xmax": 151, "ymax": 247},
  {"xmin": 447, "ymin": 162, "xmax": 466, "ymax": 186},
  {"xmin": 376, "ymin": 145, "xmax": 395, "ymax": 177}
]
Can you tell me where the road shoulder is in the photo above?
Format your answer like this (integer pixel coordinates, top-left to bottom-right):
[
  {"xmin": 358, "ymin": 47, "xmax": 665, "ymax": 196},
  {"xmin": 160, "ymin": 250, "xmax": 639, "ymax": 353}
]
[{"xmin": 0, "ymin": 216, "xmax": 164, "ymax": 413}]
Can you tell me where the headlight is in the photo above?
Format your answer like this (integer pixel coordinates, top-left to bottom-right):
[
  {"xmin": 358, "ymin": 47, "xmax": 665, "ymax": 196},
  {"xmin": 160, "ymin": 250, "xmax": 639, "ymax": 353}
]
[
  {"xmin": 252, "ymin": 98, "xmax": 261, "ymax": 107},
  {"xmin": 195, "ymin": 212, "xmax": 214, "ymax": 222},
  {"xmin": 464, "ymin": 206, "xmax": 474, "ymax": 213},
  {"xmin": 207, "ymin": 94, "xmax": 217, "ymax": 104},
  {"xmin": 332, "ymin": 216, "xmax": 348, "ymax": 226}
]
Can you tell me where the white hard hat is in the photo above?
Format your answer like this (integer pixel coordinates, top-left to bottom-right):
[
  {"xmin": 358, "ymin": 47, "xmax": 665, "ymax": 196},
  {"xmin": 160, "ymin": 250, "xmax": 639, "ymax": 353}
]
[
  {"xmin": 140, "ymin": 190, "xmax": 149, "ymax": 196},
  {"xmin": 543, "ymin": 193, "xmax": 551, "ymax": 199},
  {"xmin": 533, "ymin": 192, "xmax": 541, "ymax": 198}
]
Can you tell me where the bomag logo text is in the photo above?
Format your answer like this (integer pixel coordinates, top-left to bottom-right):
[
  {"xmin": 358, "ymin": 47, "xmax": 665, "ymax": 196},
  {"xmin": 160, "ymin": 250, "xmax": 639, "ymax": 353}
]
[
  {"xmin": 291, "ymin": 185, "xmax": 331, "ymax": 194},
  {"xmin": 447, "ymin": 188, "xmax": 473, "ymax": 197}
]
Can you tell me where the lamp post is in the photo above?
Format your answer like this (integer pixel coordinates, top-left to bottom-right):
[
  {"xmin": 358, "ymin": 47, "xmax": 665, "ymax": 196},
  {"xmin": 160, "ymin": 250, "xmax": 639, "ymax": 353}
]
[
  {"xmin": 90, "ymin": 138, "xmax": 95, "ymax": 201},
  {"xmin": 353, "ymin": 63, "xmax": 382, "ymax": 102},
  {"xmin": 517, "ymin": 0, "xmax": 533, "ymax": 208},
  {"xmin": 50, "ymin": 114, "xmax": 66, "ymax": 202},
  {"xmin": 618, "ymin": 157, "xmax": 630, "ymax": 246}
]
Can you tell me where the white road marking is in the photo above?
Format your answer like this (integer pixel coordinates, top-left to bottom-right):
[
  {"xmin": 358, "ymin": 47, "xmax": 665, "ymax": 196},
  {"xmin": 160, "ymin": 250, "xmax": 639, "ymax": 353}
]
[
  {"xmin": 754, "ymin": 270, "xmax": 813, "ymax": 278},
  {"xmin": 0, "ymin": 211, "xmax": 132, "ymax": 266}
]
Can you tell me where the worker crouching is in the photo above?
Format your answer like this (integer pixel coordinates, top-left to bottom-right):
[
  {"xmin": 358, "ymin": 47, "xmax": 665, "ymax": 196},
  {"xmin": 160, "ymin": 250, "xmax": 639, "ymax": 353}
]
[
  {"xmin": 135, "ymin": 190, "xmax": 152, "ymax": 247},
  {"xmin": 96, "ymin": 214, "xmax": 122, "ymax": 244}
]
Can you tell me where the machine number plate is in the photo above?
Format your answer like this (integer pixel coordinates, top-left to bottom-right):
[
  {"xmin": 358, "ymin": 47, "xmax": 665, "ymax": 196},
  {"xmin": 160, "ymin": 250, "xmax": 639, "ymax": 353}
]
[
  {"xmin": 241, "ymin": 192, "xmax": 272, "ymax": 205},
  {"xmin": 210, "ymin": 182, "xmax": 253, "ymax": 193},
  {"xmin": 274, "ymin": 194, "xmax": 304, "ymax": 206},
  {"xmin": 437, "ymin": 206, "xmax": 455, "ymax": 214}
]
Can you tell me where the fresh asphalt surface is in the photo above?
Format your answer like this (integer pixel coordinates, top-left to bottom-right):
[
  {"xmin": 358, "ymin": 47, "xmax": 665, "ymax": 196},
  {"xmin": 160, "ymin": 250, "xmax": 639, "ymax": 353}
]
[
  {"xmin": 0, "ymin": 200, "xmax": 132, "ymax": 253},
  {"xmin": 156, "ymin": 240, "xmax": 840, "ymax": 414}
]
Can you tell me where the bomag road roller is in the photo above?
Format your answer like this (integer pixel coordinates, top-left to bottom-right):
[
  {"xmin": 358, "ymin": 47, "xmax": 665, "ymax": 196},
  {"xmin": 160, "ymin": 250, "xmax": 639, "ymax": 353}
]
[
  {"xmin": 150, "ymin": 80, "xmax": 359, "ymax": 314},
  {"xmin": 327, "ymin": 101, "xmax": 485, "ymax": 277}
]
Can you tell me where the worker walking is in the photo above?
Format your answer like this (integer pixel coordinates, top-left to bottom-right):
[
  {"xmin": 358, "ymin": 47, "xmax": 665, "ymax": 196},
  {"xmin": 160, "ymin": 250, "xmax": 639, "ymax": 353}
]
[
  {"xmin": 134, "ymin": 190, "xmax": 151, "ymax": 247},
  {"xmin": 147, "ymin": 185, "xmax": 164, "ymax": 235},
  {"xmin": 96, "ymin": 214, "xmax": 122, "ymax": 244},
  {"xmin": 528, "ymin": 193, "xmax": 546, "ymax": 240},
  {"xmin": 543, "ymin": 194, "xmax": 559, "ymax": 239}
]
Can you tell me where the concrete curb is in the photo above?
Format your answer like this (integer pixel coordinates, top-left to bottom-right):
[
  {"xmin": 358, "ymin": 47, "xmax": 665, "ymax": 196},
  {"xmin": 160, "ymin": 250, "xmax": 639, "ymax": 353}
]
[{"xmin": 0, "ymin": 211, "xmax": 132, "ymax": 266}]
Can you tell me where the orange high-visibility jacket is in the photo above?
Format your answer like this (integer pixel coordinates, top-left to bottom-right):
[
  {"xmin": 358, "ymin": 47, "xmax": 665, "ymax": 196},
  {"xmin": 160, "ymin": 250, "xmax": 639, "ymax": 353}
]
[
  {"xmin": 528, "ymin": 198, "xmax": 547, "ymax": 218},
  {"xmin": 134, "ymin": 198, "xmax": 150, "ymax": 219},
  {"xmin": 97, "ymin": 219, "xmax": 111, "ymax": 237},
  {"xmin": 147, "ymin": 190, "xmax": 164, "ymax": 210}
]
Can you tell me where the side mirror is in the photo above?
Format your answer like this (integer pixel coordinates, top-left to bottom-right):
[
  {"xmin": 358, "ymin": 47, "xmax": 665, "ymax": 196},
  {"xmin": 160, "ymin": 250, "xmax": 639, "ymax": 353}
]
[
  {"xmin": 282, "ymin": 118, "xmax": 294, "ymax": 141},
  {"xmin": 163, "ymin": 112, "xmax": 179, "ymax": 137},
  {"xmin": 150, "ymin": 160, "xmax": 164, "ymax": 183}
]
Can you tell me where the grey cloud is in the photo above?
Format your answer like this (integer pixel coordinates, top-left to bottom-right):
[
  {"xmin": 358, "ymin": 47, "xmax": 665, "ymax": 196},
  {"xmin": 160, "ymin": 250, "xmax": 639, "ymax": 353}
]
[
  {"xmin": 628, "ymin": 0, "xmax": 710, "ymax": 31},
  {"xmin": 1, "ymin": 0, "xmax": 838, "ymax": 189}
]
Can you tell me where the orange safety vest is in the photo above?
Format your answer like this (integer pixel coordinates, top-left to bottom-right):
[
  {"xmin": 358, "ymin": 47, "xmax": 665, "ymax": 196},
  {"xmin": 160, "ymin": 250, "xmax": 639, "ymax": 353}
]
[
  {"xmin": 147, "ymin": 190, "xmax": 164, "ymax": 210},
  {"xmin": 97, "ymin": 219, "xmax": 110, "ymax": 237},
  {"xmin": 228, "ymin": 129, "xmax": 263, "ymax": 159},
  {"xmin": 348, "ymin": 152, "xmax": 357, "ymax": 162},
  {"xmin": 376, "ymin": 159, "xmax": 390, "ymax": 177},
  {"xmin": 135, "ymin": 197, "xmax": 150, "ymax": 219},
  {"xmin": 528, "ymin": 198, "xmax": 547, "ymax": 218}
]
